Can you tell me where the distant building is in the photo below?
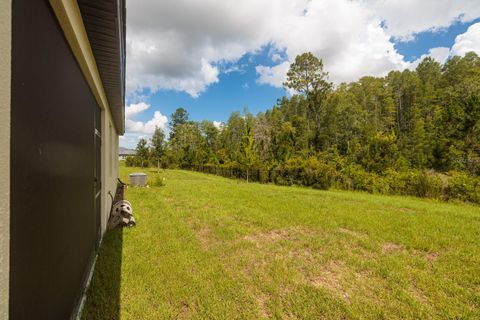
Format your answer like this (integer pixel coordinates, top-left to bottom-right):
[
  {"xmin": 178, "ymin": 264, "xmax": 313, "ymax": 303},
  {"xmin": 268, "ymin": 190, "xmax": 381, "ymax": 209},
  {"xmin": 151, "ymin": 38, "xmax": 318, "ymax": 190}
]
[
  {"xmin": 119, "ymin": 147, "xmax": 136, "ymax": 160},
  {"xmin": 1, "ymin": 0, "xmax": 126, "ymax": 319}
]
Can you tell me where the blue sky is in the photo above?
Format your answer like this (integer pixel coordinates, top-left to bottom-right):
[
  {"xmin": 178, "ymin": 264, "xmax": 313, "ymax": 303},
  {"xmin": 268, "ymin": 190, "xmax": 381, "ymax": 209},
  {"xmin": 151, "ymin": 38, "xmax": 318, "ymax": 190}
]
[
  {"xmin": 395, "ymin": 18, "xmax": 480, "ymax": 62},
  {"xmin": 121, "ymin": 1, "xmax": 480, "ymax": 148},
  {"xmin": 147, "ymin": 48, "xmax": 286, "ymax": 123}
]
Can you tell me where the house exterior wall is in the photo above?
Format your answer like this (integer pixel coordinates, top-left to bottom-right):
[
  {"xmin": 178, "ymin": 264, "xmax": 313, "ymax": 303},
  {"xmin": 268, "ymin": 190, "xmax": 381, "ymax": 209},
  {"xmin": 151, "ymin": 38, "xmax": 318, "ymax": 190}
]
[
  {"xmin": 50, "ymin": 0, "xmax": 120, "ymax": 237},
  {"xmin": 0, "ymin": 0, "xmax": 11, "ymax": 318},
  {"xmin": 49, "ymin": 0, "xmax": 110, "ymax": 114},
  {"xmin": 7, "ymin": 0, "xmax": 122, "ymax": 317},
  {"xmin": 102, "ymin": 108, "xmax": 120, "ymax": 234},
  {"xmin": 9, "ymin": 0, "xmax": 121, "ymax": 318},
  {"xmin": 10, "ymin": 0, "xmax": 96, "ymax": 315}
]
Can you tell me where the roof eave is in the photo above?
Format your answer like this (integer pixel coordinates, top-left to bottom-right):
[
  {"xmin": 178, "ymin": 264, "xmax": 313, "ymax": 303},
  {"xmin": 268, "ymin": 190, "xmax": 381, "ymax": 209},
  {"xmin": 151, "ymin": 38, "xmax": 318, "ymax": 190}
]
[{"xmin": 78, "ymin": 0, "xmax": 126, "ymax": 134}]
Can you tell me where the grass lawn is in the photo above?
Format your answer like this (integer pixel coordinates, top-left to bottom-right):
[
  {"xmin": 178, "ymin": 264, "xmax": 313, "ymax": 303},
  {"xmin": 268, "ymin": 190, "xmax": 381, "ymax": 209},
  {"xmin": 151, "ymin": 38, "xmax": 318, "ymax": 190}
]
[{"xmin": 82, "ymin": 167, "xmax": 480, "ymax": 319}]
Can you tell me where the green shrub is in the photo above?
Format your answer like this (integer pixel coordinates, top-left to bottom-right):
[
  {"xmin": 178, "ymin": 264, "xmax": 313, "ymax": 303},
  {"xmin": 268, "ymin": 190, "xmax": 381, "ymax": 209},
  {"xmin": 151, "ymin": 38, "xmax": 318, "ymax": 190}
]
[
  {"xmin": 301, "ymin": 157, "xmax": 338, "ymax": 190},
  {"xmin": 151, "ymin": 174, "xmax": 166, "ymax": 187},
  {"xmin": 272, "ymin": 157, "xmax": 338, "ymax": 189},
  {"xmin": 382, "ymin": 169, "xmax": 404, "ymax": 194},
  {"xmin": 446, "ymin": 171, "xmax": 480, "ymax": 203},
  {"xmin": 397, "ymin": 170, "xmax": 444, "ymax": 199},
  {"xmin": 274, "ymin": 175, "xmax": 293, "ymax": 186},
  {"xmin": 125, "ymin": 156, "xmax": 140, "ymax": 167},
  {"xmin": 420, "ymin": 171, "xmax": 444, "ymax": 199},
  {"xmin": 187, "ymin": 161, "xmax": 480, "ymax": 205},
  {"xmin": 258, "ymin": 168, "xmax": 270, "ymax": 184},
  {"xmin": 340, "ymin": 164, "xmax": 377, "ymax": 193}
]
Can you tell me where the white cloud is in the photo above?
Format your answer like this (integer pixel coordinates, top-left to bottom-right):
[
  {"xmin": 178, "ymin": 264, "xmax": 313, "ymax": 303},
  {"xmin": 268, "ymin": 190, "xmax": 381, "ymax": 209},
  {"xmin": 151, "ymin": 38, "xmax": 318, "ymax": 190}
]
[
  {"xmin": 407, "ymin": 22, "xmax": 480, "ymax": 70},
  {"xmin": 427, "ymin": 47, "xmax": 452, "ymax": 63},
  {"xmin": 122, "ymin": 114, "xmax": 169, "ymax": 148},
  {"xmin": 366, "ymin": 0, "xmax": 480, "ymax": 41},
  {"xmin": 255, "ymin": 0, "xmax": 408, "ymax": 85},
  {"xmin": 271, "ymin": 53, "xmax": 283, "ymax": 62},
  {"xmin": 409, "ymin": 47, "xmax": 451, "ymax": 69},
  {"xmin": 267, "ymin": 0, "xmax": 409, "ymax": 84},
  {"xmin": 123, "ymin": 102, "xmax": 169, "ymax": 148},
  {"xmin": 223, "ymin": 63, "xmax": 247, "ymax": 74},
  {"xmin": 213, "ymin": 121, "xmax": 224, "ymax": 130},
  {"xmin": 126, "ymin": 0, "xmax": 284, "ymax": 97},
  {"xmin": 125, "ymin": 102, "xmax": 150, "ymax": 117},
  {"xmin": 256, "ymin": 61, "xmax": 290, "ymax": 88},
  {"xmin": 126, "ymin": 111, "xmax": 168, "ymax": 135},
  {"xmin": 127, "ymin": 0, "xmax": 480, "ymax": 96},
  {"xmin": 120, "ymin": 133, "xmax": 148, "ymax": 149},
  {"xmin": 452, "ymin": 22, "xmax": 480, "ymax": 56}
]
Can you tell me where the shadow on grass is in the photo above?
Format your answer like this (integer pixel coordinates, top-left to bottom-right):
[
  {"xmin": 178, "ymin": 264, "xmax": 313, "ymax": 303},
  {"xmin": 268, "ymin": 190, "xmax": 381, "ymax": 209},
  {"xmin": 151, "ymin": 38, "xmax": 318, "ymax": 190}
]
[{"xmin": 81, "ymin": 228, "xmax": 123, "ymax": 320}]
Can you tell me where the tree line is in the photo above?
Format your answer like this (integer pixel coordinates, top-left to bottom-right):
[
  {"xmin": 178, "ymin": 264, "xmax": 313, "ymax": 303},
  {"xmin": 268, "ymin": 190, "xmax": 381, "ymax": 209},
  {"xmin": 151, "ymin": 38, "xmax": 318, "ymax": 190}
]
[{"xmin": 127, "ymin": 52, "xmax": 480, "ymax": 203}]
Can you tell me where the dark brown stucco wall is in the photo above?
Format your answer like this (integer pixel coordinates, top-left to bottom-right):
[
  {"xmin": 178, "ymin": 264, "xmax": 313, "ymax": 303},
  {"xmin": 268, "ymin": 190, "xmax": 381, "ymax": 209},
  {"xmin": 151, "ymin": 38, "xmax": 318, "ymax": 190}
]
[{"xmin": 10, "ymin": 0, "xmax": 100, "ymax": 318}]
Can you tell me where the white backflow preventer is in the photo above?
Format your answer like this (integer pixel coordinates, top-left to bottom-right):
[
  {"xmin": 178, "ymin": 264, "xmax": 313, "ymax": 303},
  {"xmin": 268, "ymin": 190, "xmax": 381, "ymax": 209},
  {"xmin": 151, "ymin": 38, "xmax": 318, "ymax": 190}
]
[{"xmin": 108, "ymin": 199, "xmax": 136, "ymax": 229}]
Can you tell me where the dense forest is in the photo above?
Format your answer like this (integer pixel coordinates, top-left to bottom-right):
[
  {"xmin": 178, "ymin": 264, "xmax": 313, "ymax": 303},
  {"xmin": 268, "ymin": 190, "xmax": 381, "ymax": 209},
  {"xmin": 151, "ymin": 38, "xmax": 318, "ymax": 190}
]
[{"xmin": 127, "ymin": 52, "xmax": 480, "ymax": 203}]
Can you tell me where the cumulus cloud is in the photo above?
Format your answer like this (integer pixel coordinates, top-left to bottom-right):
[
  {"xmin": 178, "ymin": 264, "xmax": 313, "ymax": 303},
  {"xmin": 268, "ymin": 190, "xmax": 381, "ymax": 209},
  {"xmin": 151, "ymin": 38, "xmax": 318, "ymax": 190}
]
[
  {"xmin": 125, "ymin": 102, "xmax": 150, "ymax": 118},
  {"xmin": 452, "ymin": 22, "xmax": 480, "ymax": 56},
  {"xmin": 126, "ymin": 0, "xmax": 480, "ymax": 96},
  {"xmin": 408, "ymin": 22, "xmax": 480, "ymax": 70},
  {"xmin": 125, "ymin": 102, "xmax": 168, "ymax": 138},
  {"xmin": 120, "ymin": 133, "xmax": 148, "ymax": 149},
  {"xmin": 213, "ymin": 121, "xmax": 224, "ymax": 130},
  {"xmin": 426, "ymin": 47, "xmax": 452, "ymax": 63},
  {"xmin": 125, "ymin": 111, "xmax": 168, "ymax": 135},
  {"xmin": 257, "ymin": 0, "xmax": 409, "ymax": 84},
  {"xmin": 409, "ymin": 47, "xmax": 451, "ymax": 69},
  {"xmin": 367, "ymin": 0, "xmax": 480, "ymax": 41},
  {"xmin": 126, "ymin": 0, "xmax": 283, "ymax": 97},
  {"xmin": 122, "ymin": 102, "xmax": 169, "ymax": 148},
  {"xmin": 256, "ymin": 62, "xmax": 290, "ymax": 88},
  {"xmin": 271, "ymin": 53, "xmax": 283, "ymax": 63}
]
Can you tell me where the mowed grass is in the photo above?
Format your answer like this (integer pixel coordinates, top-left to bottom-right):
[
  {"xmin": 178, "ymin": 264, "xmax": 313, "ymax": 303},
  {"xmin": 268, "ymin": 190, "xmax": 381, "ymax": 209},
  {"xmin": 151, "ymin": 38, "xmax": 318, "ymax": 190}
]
[{"xmin": 82, "ymin": 167, "xmax": 480, "ymax": 319}]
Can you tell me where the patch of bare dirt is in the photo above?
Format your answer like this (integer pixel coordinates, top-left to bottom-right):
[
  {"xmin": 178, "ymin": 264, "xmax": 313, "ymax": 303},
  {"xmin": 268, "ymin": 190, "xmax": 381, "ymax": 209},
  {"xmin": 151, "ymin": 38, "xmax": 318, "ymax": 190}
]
[
  {"xmin": 244, "ymin": 229, "xmax": 291, "ymax": 243},
  {"xmin": 256, "ymin": 293, "xmax": 271, "ymax": 319},
  {"xmin": 382, "ymin": 242, "xmax": 404, "ymax": 253},
  {"xmin": 202, "ymin": 203, "xmax": 219, "ymax": 211},
  {"xmin": 177, "ymin": 301, "xmax": 191, "ymax": 319},
  {"xmin": 288, "ymin": 248, "xmax": 317, "ymax": 264},
  {"xmin": 410, "ymin": 285, "xmax": 429, "ymax": 305},
  {"xmin": 409, "ymin": 248, "xmax": 441, "ymax": 263},
  {"xmin": 225, "ymin": 228, "xmax": 389, "ymax": 307},
  {"xmin": 306, "ymin": 261, "xmax": 351, "ymax": 301},
  {"xmin": 243, "ymin": 227, "xmax": 318, "ymax": 247},
  {"xmin": 423, "ymin": 251, "xmax": 439, "ymax": 262},
  {"xmin": 338, "ymin": 227, "xmax": 366, "ymax": 238},
  {"xmin": 186, "ymin": 217, "xmax": 217, "ymax": 249}
]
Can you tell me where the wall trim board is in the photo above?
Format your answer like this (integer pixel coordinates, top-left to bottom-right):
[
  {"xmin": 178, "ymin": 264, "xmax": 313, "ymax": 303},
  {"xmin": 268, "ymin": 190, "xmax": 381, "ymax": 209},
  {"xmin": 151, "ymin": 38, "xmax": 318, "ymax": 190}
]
[{"xmin": 0, "ymin": 0, "xmax": 11, "ymax": 317}]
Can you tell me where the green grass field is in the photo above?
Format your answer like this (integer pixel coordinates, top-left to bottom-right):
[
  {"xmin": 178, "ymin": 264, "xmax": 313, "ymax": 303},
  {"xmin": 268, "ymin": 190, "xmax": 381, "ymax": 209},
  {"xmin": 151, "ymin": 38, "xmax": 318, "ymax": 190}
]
[{"xmin": 82, "ymin": 167, "xmax": 480, "ymax": 319}]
